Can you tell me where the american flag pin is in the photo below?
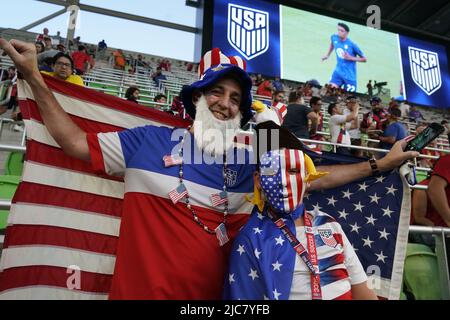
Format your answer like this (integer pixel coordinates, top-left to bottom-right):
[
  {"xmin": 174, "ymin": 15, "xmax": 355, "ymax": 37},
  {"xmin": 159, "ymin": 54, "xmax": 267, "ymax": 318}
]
[
  {"xmin": 163, "ymin": 154, "xmax": 183, "ymax": 167},
  {"xmin": 210, "ymin": 191, "xmax": 228, "ymax": 207},
  {"xmin": 215, "ymin": 222, "xmax": 229, "ymax": 246},
  {"xmin": 168, "ymin": 183, "xmax": 188, "ymax": 204}
]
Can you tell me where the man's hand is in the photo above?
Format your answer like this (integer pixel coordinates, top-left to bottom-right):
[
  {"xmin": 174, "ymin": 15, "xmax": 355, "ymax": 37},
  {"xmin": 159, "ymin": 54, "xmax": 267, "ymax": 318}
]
[
  {"xmin": 0, "ymin": 38, "xmax": 39, "ymax": 79},
  {"xmin": 321, "ymin": 55, "xmax": 329, "ymax": 62},
  {"xmin": 377, "ymin": 139, "xmax": 419, "ymax": 172}
]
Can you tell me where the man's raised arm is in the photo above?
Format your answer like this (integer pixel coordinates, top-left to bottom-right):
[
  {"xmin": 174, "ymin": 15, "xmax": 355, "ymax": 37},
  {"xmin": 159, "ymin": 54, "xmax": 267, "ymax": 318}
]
[
  {"xmin": 309, "ymin": 140, "xmax": 419, "ymax": 191},
  {"xmin": 0, "ymin": 38, "xmax": 90, "ymax": 162}
]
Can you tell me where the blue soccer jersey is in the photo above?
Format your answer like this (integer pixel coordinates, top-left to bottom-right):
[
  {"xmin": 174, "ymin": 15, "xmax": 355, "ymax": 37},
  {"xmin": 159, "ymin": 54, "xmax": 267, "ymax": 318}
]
[{"xmin": 330, "ymin": 34, "xmax": 365, "ymax": 92}]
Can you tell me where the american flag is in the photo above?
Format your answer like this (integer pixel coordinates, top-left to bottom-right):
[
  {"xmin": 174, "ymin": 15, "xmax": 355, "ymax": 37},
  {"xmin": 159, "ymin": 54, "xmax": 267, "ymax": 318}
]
[
  {"xmin": 210, "ymin": 191, "xmax": 228, "ymax": 207},
  {"xmin": 303, "ymin": 153, "xmax": 411, "ymax": 300},
  {"xmin": 273, "ymin": 102, "xmax": 287, "ymax": 118},
  {"xmin": 168, "ymin": 183, "xmax": 188, "ymax": 204},
  {"xmin": 0, "ymin": 75, "xmax": 190, "ymax": 299},
  {"xmin": 163, "ymin": 154, "xmax": 183, "ymax": 167}
]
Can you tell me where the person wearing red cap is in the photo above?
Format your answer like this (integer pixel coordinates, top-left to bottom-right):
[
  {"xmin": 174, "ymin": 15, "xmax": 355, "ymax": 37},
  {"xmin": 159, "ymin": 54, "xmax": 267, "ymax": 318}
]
[{"xmin": 0, "ymin": 38, "xmax": 419, "ymax": 299}]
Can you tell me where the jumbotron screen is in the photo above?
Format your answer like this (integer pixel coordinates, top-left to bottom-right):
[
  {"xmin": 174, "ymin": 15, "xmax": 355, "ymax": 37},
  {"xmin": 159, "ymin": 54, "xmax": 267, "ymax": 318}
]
[{"xmin": 211, "ymin": 0, "xmax": 450, "ymax": 108}]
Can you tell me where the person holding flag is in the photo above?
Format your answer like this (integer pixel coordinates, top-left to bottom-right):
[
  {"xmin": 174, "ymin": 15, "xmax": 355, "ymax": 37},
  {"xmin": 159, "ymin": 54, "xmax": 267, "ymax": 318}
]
[
  {"xmin": 0, "ymin": 37, "xmax": 418, "ymax": 300},
  {"xmin": 224, "ymin": 121, "xmax": 378, "ymax": 300}
]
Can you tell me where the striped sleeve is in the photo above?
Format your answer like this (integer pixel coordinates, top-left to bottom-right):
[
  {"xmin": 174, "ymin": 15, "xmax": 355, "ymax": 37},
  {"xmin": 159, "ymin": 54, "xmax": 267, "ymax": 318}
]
[{"xmin": 86, "ymin": 125, "xmax": 152, "ymax": 177}]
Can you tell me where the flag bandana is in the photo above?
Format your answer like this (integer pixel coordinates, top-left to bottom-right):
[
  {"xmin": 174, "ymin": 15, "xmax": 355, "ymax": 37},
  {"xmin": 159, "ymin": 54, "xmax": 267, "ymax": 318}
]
[{"xmin": 259, "ymin": 149, "xmax": 307, "ymax": 214}]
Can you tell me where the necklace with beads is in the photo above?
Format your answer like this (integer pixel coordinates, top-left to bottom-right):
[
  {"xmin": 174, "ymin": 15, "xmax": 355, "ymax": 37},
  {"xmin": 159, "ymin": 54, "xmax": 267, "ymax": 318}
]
[{"xmin": 173, "ymin": 128, "xmax": 230, "ymax": 246}]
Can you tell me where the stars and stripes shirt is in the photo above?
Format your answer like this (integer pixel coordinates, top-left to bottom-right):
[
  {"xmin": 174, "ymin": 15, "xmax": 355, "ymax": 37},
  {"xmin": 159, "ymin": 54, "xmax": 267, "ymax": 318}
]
[
  {"xmin": 223, "ymin": 206, "xmax": 367, "ymax": 300},
  {"xmin": 87, "ymin": 125, "xmax": 255, "ymax": 299}
]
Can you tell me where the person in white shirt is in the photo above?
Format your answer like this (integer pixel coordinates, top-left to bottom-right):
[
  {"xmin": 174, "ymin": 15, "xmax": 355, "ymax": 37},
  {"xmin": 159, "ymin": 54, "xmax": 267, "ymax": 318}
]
[
  {"xmin": 343, "ymin": 96, "xmax": 362, "ymax": 157},
  {"xmin": 328, "ymin": 101, "xmax": 359, "ymax": 156},
  {"xmin": 399, "ymin": 101, "xmax": 411, "ymax": 118}
]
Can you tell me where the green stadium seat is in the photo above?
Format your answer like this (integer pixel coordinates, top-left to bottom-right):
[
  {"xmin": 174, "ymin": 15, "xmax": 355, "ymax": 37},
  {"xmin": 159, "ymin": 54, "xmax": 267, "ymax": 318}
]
[
  {"xmin": 0, "ymin": 175, "xmax": 20, "ymax": 230},
  {"xmin": 403, "ymin": 242, "xmax": 442, "ymax": 300},
  {"xmin": 416, "ymin": 171, "xmax": 428, "ymax": 183},
  {"xmin": 4, "ymin": 152, "xmax": 24, "ymax": 176}
]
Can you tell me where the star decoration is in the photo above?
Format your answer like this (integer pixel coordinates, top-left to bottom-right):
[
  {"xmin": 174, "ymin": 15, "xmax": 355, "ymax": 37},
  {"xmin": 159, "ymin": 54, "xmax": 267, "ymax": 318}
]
[
  {"xmin": 253, "ymin": 227, "xmax": 262, "ymax": 235},
  {"xmin": 327, "ymin": 196, "xmax": 337, "ymax": 207},
  {"xmin": 365, "ymin": 214, "xmax": 377, "ymax": 226},
  {"xmin": 272, "ymin": 261, "xmax": 282, "ymax": 272},
  {"xmin": 362, "ymin": 236, "xmax": 374, "ymax": 248},
  {"xmin": 236, "ymin": 244, "xmax": 245, "ymax": 256},
  {"xmin": 248, "ymin": 268, "xmax": 259, "ymax": 280},
  {"xmin": 275, "ymin": 235, "xmax": 285, "ymax": 246},
  {"xmin": 378, "ymin": 228, "xmax": 391, "ymax": 240},
  {"xmin": 342, "ymin": 189, "xmax": 353, "ymax": 200},
  {"xmin": 375, "ymin": 251, "xmax": 387, "ymax": 263},
  {"xmin": 386, "ymin": 184, "xmax": 398, "ymax": 196},
  {"xmin": 350, "ymin": 222, "xmax": 361, "ymax": 234},
  {"xmin": 369, "ymin": 193, "xmax": 381, "ymax": 204}
]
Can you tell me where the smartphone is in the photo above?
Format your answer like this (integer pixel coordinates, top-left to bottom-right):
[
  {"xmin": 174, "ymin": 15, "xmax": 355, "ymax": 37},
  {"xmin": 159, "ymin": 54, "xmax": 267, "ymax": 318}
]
[{"xmin": 405, "ymin": 122, "xmax": 445, "ymax": 152}]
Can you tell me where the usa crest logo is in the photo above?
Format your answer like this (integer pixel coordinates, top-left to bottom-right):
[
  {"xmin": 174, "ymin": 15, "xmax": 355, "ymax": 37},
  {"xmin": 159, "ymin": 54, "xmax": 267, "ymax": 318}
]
[
  {"xmin": 408, "ymin": 46, "xmax": 442, "ymax": 96},
  {"xmin": 318, "ymin": 229, "xmax": 338, "ymax": 248},
  {"xmin": 227, "ymin": 3, "xmax": 269, "ymax": 60}
]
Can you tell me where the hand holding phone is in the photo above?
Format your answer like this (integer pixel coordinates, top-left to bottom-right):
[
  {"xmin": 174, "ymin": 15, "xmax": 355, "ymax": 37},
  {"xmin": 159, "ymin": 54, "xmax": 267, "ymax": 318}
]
[{"xmin": 405, "ymin": 123, "xmax": 445, "ymax": 152}]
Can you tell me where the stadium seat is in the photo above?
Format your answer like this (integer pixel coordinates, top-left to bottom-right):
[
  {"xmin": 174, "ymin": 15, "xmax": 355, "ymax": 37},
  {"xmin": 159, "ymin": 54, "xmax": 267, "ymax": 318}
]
[
  {"xmin": 0, "ymin": 175, "xmax": 20, "ymax": 230},
  {"xmin": 4, "ymin": 152, "xmax": 24, "ymax": 176},
  {"xmin": 403, "ymin": 242, "xmax": 442, "ymax": 300}
]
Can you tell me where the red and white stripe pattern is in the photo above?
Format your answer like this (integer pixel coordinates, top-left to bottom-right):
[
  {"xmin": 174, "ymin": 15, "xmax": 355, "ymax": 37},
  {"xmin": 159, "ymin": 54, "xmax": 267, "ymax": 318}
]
[
  {"xmin": 198, "ymin": 48, "xmax": 246, "ymax": 80},
  {"xmin": 0, "ymin": 75, "xmax": 190, "ymax": 300},
  {"xmin": 280, "ymin": 149, "xmax": 307, "ymax": 213},
  {"xmin": 272, "ymin": 102, "xmax": 288, "ymax": 123}
]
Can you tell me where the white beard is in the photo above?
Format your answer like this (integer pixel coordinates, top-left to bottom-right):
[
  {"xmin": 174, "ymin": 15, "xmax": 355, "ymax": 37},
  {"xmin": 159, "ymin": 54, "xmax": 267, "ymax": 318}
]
[{"xmin": 192, "ymin": 95, "xmax": 242, "ymax": 157}]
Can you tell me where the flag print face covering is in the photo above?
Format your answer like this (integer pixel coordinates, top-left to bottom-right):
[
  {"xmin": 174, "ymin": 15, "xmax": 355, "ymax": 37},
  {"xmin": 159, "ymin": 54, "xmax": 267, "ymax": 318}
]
[{"xmin": 259, "ymin": 149, "xmax": 307, "ymax": 214}]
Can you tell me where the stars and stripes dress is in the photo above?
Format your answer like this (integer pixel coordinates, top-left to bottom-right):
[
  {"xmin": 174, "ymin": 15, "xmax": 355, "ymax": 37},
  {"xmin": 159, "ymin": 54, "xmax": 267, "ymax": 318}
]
[{"xmin": 223, "ymin": 205, "xmax": 367, "ymax": 300}]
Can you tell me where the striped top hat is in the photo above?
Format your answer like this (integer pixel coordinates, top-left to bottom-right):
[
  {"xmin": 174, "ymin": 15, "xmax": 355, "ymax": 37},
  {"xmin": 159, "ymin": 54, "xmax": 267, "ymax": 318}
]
[{"xmin": 181, "ymin": 48, "xmax": 253, "ymax": 126}]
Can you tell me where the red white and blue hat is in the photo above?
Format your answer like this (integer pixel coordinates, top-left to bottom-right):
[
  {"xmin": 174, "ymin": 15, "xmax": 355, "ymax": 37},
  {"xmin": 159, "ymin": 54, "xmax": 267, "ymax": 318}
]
[{"xmin": 181, "ymin": 48, "xmax": 253, "ymax": 126}]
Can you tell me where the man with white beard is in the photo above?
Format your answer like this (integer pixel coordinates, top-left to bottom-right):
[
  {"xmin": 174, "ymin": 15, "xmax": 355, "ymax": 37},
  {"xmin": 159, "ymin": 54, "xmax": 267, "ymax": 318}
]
[{"xmin": 0, "ymin": 39, "xmax": 419, "ymax": 299}]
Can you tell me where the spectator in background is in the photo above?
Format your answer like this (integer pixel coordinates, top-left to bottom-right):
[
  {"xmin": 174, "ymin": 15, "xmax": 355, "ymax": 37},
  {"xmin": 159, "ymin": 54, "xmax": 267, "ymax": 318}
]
[
  {"xmin": 282, "ymin": 91, "xmax": 318, "ymax": 139},
  {"xmin": 88, "ymin": 54, "xmax": 96, "ymax": 72},
  {"xmin": 41, "ymin": 53, "xmax": 84, "ymax": 86},
  {"xmin": 272, "ymin": 76, "xmax": 283, "ymax": 91},
  {"xmin": 309, "ymin": 96, "xmax": 324, "ymax": 148},
  {"xmin": 409, "ymin": 105, "xmax": 425, "ymax": 123},
  {"xmin": 43, "ymin": 36, "xmax": 53, "ymax": 51},
  {"xmin": 343, "ymin": 96, "xmax": 362, "ymax": 157},
  {"xmin": 152, "ymin": 67, "xmax": 167, "ymax": 88},
  {"xmin": 97, "ymin": 39, "xmax": 107, "ymax": 59},
  {"xmin": 399, "ymin": 100, "xmax": 411, "ymax": 118},
  {"xmin": 113, "ymin": 49, "xmax": 126, "ymax": 70},
  {"xmin": 71, "ymin": 45, "xmax": 91, "ymax": 75},
  {"xmin": 366, "ymin": 80, "xmax": 373, "ymax": 98},
  {"xmin": 37, "ymin": 39, "xmax": 59, "ymax": 70},
  {"xmin": 35, "ymin": 41, "xmax": 45, "ymax": 55},
  {"xmin": 56, "ymin": 43, "xmax": 66, "ymax": 53},
  {"xmin": 428, "ymin": 155, "xmax": 450, "ymax": 227},
  {"xmin": 303, "ymin": 83, "xmax": 313, "ymax": 97},
  {"xmin": 256, "ymin": 76, "xmax": 272, "ymax": 98},
  {"xmin": 272, "ymin": 90, "xmax": 285, "ymax": 105},
  {"xmin": 388, "ymin": 98, "xmax": 399, "ymax": 113},
  {"xmin": 125, "ymin": 86, "xmax": 140, "ymax": 103},
  {"xmin": 186, "ymin": 62, "xmax": 194, "ymax": 72},
  {"xmin": 328, "ymin": 101, "xmax": 359, "ymax": 155},
  {"xmin": 375, "ymin": 108, "xmax": 407, "ymax": 151},
  {"xmin": 36, "ymin": 28, "xmax": 49, "ymax": 42},
  {"xmin": 54, "ymin": 31, "xmax": 63, "ymax": 45},
  {"xmin": 416, "ymin": 123, "xmax": 440, "ymax": 169},
  {"xmin": 441, "ymin": 120, "xmax": 450, "ymax": 144},
  {"xmin": 255, "ymin": 73, "xmax": 264, "ymax": 86},
  {"xmin": 154, "ymin": 94, "xmax": 167, "ymax": 104}
]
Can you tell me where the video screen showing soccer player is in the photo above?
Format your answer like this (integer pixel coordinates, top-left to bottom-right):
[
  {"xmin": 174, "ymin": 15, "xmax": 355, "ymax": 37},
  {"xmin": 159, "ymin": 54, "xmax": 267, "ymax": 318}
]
[{"xmin": 281, "ymin": 6, "xmax": 403, "ymax": 97}]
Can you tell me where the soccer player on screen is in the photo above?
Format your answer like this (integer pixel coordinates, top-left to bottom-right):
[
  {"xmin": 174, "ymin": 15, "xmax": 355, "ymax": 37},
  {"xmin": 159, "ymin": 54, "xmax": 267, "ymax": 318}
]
[{"xmin": 322, "ymin": 22, "xmax": 367, "ymax": 93}]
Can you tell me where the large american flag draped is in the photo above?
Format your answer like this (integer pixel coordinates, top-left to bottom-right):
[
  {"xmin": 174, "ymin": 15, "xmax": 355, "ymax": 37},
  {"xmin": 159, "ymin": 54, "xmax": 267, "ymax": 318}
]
[
  {"xmin": 304, "ymin": 156, "xmax": 411, "ymax": 300},
  {"xmin": 0, "ymin": 75, "xmax": 190, "ymax": 299}
]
